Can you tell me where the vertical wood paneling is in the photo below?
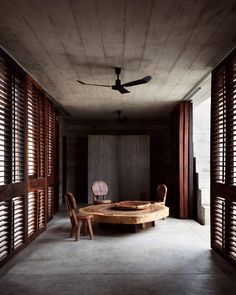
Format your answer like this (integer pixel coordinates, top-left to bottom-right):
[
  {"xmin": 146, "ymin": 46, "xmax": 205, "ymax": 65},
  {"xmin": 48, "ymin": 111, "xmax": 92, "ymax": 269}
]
[
  {"xmin": 88, "ymin": 135, "xmax": 150, "ymax": 202},
  {"xmin": 119, "ymin": 135, "xmax": 150, "ymax": 201},
  {"xmin": 88, "ymin": 135, "xmax": 119, "ymax": 203}
]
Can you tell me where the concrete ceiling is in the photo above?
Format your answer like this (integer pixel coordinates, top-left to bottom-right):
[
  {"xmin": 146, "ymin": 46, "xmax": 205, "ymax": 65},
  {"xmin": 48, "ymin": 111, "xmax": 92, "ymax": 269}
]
[{"xmin": 0, "ymin": 0, "xmax": 235, "ymax": 120}]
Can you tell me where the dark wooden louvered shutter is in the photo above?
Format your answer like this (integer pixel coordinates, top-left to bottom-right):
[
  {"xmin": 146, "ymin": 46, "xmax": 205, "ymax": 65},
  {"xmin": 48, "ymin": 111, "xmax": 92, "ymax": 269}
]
[
  {"xmin": 212, "ymin": 196, "xmax": 225, "ymax": 251},
  {"xmin": 27, "ymin": 81, "xmax": 39, "ymax": 178},
  {"xmin": 0, "ymin": 48, "xmax": 60, "ymax": 267},
  {"xmin": 39, "ymin": 93, "xmax": 45, "ymax": 178},
  {"xmin": 38, "ymin": 189, "xmax": 46, "ymax": 229},
  {"xmin": 28, "ymin": 191, "xmax": 37, "ymax": 237},
  {"xmin": 0, "ymin": 200, "xmax": 11, "ymax": 262},
  {"xmin": 0, "ymin": 195, "xmax": 24, "ymax": 263},
  {"xmin": 12, "ymin": 195, "xmax": 24, "ymax": 250},
  {"xmin": 228, "ymin": 201, "xmax": 236, "ymax": 260},
  {"xmin": 211, "ymin": 65, "xmax": 226, "ymax": 184},
  {"xmin": 211, "ymin": 48, "xmax": 236, "ymax": 266},
  {"xmin": 28, "ymin": 189, "xmax": 46, "ymax": 237},
  {"xmin": 0, "ymin": 57, "xmax": 12, "ymax": 185},
  {"xmin": 12, "ymin": 73, "xmax": 25, "ymax": 183},
  {"xmin": 47, "ymin": 186, "xmax": 54, "ymax": 221},
  {"xmin": 47, "ymin": 102, "xmax": 55, "ymax": 177}
]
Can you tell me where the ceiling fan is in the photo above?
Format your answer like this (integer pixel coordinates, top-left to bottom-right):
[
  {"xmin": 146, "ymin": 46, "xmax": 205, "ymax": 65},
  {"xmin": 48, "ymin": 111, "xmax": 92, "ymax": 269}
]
[
  {"xmin": 115, "ymin": 110, "xmax": 128, "ymax": 122},
  {"xmin": 77, "ymin": 67, "xmax": 152, "ymax": 94}
]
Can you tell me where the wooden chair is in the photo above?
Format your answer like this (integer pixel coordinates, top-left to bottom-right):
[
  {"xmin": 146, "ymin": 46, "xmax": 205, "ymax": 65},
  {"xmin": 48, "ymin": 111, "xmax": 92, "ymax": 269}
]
[
  {"xmin": 91, "ymin": 181, "xmax": 112, "ymax": 204},
  {"xmin": 65, "ymin": 192, "xmax": 94, "ymax": 240},
  {"xmin": 156, "ymin": 184, "xmax": 167, "ymax": 220},
  {"xmin": 156, "ymin": 184, "xmax": 167, "ymax": 206}
]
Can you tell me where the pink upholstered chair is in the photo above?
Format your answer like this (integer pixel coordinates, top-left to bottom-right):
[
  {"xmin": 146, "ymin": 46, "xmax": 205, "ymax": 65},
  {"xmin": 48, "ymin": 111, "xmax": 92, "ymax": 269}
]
[{"xmin": 91, "ymin": 181, "xmax": 112, "ymax": 204}]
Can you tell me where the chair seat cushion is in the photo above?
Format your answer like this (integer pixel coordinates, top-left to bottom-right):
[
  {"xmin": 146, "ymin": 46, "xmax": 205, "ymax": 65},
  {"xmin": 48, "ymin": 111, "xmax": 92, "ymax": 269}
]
[{"xmin": 94, "ymin": 199, "xmax": 112, "ymax": 205}]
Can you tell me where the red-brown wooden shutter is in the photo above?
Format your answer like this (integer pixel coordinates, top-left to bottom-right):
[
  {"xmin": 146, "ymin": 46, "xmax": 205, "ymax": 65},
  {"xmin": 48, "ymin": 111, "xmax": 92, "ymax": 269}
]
[
  {"xmin": 38, "ymin": 189, "xmax": 46, "ymax": 229},
  {"xmin": 211, "ymin": 48, "xmax": 236, "ymax": 266},
  {"xmin": 12, "ymin": 73, "xmax": 25, "ymax": 183},
  {"xmin": 47, "ymin": 186, "xmax": 54, "ymax": 221},
  {"xmin": 0, "ymin": 200, "xmax": 11, "ymax": 262},
  {"xmin": 28, "ymin": 191, "xmax": 37, "ymax": 237},
  {"xmin": 12, "ymin": 195, "xmax": 24, "ymax": 250},
  {"xmin": 39, "ymin": 93, "xmax": 45, "ymax": 178},
  {"xmin": 0, "ymin": 57, "xmax": 12, "ymax": 185},
  {"xmin": 0, "ymin": 195, "xmax": 24, "ymax": 263},
  {"xmin": 228, "ymin": 201, "xmax": 236, "ymax": 261},
  {"xmin": 28, "ymin": 189, "xmax": 46, "ymax": 237},
  {"xmin": 47, "ymin": 102, "xmax": 55, "ymax": 177},
  {"xmin": 0, "ymin": 48, "xmax": 60, "ymax": 267},
  {"xmin": 27, "ymin": 81, "xmax": 39, "ymax": 178}
]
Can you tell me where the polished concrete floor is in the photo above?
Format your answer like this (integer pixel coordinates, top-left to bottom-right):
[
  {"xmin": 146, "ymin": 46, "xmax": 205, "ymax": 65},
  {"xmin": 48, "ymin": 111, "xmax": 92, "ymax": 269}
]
[{"xmin": 0, "ymin": 208, "xmax": 236, "ymax": 295}]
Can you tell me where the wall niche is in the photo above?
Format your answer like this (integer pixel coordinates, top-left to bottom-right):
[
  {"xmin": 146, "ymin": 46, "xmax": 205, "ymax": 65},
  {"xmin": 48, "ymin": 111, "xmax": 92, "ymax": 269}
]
[{"xmin": 88, "ymin": 135, "xmax": 150, "ymax": 203}]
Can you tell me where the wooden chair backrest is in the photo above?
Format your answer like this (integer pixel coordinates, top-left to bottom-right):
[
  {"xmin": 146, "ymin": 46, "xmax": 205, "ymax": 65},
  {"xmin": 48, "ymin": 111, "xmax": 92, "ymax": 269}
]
[
  {"xmin": 65, "ymin": 192, "xmax": 78, "ymax": 227},
  {"xmin": 156, "ymin": 184, "xmax": 167, "ymax": 204},
  {"xmin": 91, "ymin": 181, "xmax": 108, "ymax": 200}
]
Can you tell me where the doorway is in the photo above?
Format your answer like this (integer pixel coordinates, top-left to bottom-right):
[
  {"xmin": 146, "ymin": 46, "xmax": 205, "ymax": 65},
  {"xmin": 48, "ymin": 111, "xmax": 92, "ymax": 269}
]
[{"xmin": 192, "ymin": 97, "xmax": 211, "ymax": 225}]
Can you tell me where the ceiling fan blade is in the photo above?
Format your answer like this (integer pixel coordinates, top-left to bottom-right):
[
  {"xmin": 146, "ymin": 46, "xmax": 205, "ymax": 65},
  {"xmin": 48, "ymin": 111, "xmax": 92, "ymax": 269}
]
[
  {"xmin": 77, "ymin": 80, "xmax": 111, "ymax": 88},
  {"xmin": 122, "ymin": 76, "xmax": 152, "ymax": 87},
  {"xmin": 118, "ymin": 87, "xmax": 130, "ymax": 94},
  {"xmin": 112, "ymin": 85, "xmax": 130, "ymax": 94}
]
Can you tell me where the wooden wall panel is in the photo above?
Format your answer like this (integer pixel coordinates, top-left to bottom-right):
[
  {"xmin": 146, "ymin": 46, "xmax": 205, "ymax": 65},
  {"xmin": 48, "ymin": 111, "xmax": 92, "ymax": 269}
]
[
  {"xmin": 88, "ymin": 135, "xmax": 150, "ymax": 202},
  {"xmin": 119, "ymin": 135, "xmax": 150, "ymax": 201},
  {"xmin": 88, "ymin": 135, "xmax": 119, "ymax": 203}
]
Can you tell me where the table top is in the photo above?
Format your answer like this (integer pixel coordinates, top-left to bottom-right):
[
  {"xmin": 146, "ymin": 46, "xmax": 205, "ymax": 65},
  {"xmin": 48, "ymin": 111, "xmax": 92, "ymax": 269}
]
[{"xmin": 80, "ymin": 202, "xmax": 169, "ymax": 224}]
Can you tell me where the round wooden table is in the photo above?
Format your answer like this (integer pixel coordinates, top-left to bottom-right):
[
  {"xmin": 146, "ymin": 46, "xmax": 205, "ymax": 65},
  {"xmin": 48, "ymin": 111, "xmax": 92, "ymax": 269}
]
[{"xmin": 80, "ymin": 202, "xmax": 169, "ymax": 226}]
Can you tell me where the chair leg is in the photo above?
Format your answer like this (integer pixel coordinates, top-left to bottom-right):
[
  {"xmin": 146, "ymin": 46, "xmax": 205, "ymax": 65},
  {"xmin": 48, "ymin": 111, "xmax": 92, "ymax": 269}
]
[
  {"xmin": 87, "ymin": 220, "xmax": 94, "ymax": 240},
  {"xmin": 70, "ymin": 226, "xmax": 74, "ymax": 238},
  {"xmin": 76, "ymin": 220, "xmax": 82, "ymax": 241},
  {"xmin": 83, "ymin": 221, "xmax": 87, "ymax": 235}
]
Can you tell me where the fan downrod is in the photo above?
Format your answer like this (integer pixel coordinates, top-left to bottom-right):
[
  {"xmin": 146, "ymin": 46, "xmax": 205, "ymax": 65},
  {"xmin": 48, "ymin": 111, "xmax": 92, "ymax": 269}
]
[{"xmin": 115, "ymin": 67, "xmax": 121, "ymax": 77}]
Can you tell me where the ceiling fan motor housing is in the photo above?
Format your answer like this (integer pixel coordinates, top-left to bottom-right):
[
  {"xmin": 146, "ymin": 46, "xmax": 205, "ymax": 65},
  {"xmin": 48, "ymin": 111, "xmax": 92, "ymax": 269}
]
[{"xmin": 115, "ymin": 67, "xmax": 121, "ymax": 76}]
